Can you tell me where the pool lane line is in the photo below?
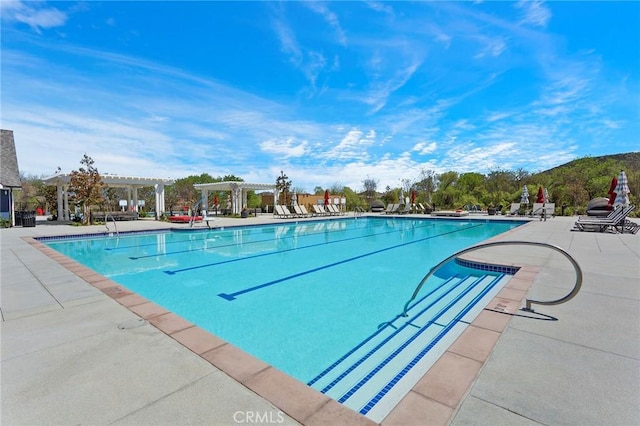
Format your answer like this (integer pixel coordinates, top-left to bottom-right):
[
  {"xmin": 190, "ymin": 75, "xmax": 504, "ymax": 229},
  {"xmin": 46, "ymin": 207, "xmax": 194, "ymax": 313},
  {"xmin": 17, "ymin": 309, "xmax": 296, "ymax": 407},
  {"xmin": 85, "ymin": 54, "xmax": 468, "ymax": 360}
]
[
  {"xmin": 358, "ymin": 274, "xmax": 503, "ymax": 415},
  {"xmin": 216, "ymin": 224, "xmax": 484, "ymax": 301},
  {"xmin": 161, "ymin": 221, "xmax": 451, "ymax": 273},
  {"xmin": 128, "ymin": 219, "xmax": 435, "ymax": 260}
]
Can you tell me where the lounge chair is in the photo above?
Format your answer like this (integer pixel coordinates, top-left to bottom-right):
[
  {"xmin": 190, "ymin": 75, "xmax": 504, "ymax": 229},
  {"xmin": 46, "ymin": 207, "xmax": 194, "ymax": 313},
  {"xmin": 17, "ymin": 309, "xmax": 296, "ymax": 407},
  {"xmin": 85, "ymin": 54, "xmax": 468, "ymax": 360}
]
[
  {"xmin": 399, "ymin": 204, "xmax": 411, "ymax": 214},
  {"xmin": 274, "ymin": 205, "xmax": 293, "ymax": 218},
  {"xmin": 508, "ymin": 203, "xmax": 520, "ymax": 215},
  {"xmin": 385, "ymin": 204, "xmax": 399, "ymax": 215},
  {"xmin": 574, "ymin": 205, "xmax": 636, "ymax": 233},
  {"xmin": 293, "ymin": 205, "xmax": 310, "ymax": 217},
  {"xmin": 312, "ymin": 205, "xmax": 328, "ymax": 216},
  {"xmin": 530, "ymin": 203, "xmax": 544, "ymax": 217},
  {"xmin": 418, "ymin": 203, "xmax": 432, "ymax": 214},
  {"xmin": 382, "ymin": 204, "xmax": 394, "ymax": 214},
  {"xmin": 544, "ymin": 203, "xmax": 555, "ymax": 218},
  {"xmin": 300, "ymin": 205, "xmax": 312, "ymax": 216},
  {"xmin": 326, "ymin": 204, "xmax": 339, "ymax": 215}
]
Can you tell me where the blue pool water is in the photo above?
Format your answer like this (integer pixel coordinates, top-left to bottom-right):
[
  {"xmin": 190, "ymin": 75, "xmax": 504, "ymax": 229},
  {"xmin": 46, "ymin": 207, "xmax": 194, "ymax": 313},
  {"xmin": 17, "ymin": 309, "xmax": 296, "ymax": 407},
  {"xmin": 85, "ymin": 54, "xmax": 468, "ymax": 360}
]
[{"xmin": 43, "ymin": 217, "xmax": 524, "ymax": 420}]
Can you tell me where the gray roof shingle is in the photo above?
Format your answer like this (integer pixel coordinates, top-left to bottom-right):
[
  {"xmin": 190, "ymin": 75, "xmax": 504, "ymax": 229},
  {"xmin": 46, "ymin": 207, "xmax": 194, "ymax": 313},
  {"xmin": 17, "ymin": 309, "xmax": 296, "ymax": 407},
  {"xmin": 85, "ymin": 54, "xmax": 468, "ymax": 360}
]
[{"xmin": 1, "ymin": 129, "xmax": 22, "ymax": 188}]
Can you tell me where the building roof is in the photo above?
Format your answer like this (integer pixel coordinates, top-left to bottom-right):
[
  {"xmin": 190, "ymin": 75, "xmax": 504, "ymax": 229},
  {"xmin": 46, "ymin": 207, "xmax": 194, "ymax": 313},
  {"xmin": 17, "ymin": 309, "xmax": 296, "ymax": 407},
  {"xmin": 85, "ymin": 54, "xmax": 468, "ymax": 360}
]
[
  {"xmin": 42, "ymin": 173, "xmax": 175, "ymax": 187},
  {"xmin": 0, "ymin": 129, "xmax": 22, "ymax": 188}
]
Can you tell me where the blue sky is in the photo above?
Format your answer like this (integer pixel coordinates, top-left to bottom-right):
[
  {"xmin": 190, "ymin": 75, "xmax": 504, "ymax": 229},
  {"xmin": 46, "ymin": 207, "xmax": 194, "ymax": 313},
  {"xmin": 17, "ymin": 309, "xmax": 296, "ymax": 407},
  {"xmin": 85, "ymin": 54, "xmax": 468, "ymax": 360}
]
[{"xmin": 2, "ymin": 1, "xmax": 638, "ymax": 192}]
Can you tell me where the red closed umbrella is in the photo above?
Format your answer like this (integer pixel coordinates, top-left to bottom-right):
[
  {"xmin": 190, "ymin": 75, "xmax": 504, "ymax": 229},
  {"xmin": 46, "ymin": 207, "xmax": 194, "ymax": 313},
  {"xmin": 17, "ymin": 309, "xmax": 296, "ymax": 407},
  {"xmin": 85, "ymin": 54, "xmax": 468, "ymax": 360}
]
[
  {"xmin": 535, "ymin": 186, "xmax": 545, "ymax": 203},
  {"xmin": 324, "ymin": 190, "xmax": 329, "ymax": 206},
  {"xmin": 214, "ymin": 195, "xmax": 219, "ymax": 206},
  {"xmin": 411, "ymin": 190, "xmax": 416, "ymax": 205},
  {"xmin": 607, "ymin": 177, "xmax": 617, "ymax": 208}
]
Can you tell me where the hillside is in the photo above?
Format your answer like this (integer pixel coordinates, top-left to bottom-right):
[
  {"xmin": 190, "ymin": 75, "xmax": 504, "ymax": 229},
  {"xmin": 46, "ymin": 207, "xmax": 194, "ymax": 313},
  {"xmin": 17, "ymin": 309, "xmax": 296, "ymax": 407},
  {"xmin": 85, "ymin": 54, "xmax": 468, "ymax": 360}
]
[{"xmin": 536, "ymin": 152, "xmax": 640, "ymax": 177}]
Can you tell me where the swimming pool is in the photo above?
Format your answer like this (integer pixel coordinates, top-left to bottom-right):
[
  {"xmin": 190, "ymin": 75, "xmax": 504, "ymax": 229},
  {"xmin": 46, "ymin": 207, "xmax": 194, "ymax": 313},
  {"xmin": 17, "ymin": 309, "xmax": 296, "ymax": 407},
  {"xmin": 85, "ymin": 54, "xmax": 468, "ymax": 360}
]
[{"xmin": 42, "ymin": 216, "xmax": 524, "ymax": 421}]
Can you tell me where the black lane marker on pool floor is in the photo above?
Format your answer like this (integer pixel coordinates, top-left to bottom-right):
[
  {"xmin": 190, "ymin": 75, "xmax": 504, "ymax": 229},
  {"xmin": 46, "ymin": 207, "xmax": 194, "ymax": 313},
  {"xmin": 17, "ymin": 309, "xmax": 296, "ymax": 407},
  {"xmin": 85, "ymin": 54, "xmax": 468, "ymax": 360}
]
[
  {"xmin": 217, "ymin": 224, "xmax": 483, "ymax": 301},
  {"xmin": 161, "ymin": 221, "xmax": 445, "ymax": 274}
]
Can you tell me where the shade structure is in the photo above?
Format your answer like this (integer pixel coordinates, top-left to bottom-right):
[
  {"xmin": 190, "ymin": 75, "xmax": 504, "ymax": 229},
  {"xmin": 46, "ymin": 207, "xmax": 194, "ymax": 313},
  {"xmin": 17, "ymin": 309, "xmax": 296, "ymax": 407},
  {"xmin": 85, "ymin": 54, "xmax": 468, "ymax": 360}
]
[
  {"xmin": 324, "ymin": 189, "xmax": 329, "ymax": 206},
  {"xmin": 520, "ymin": 185, "xmax": 529, "ymax": 205},
  {"xmin": 535, "ymin": 186, "xmax": 545, "ymax": 203},
  {"xmin": 614, "ymin": 171, "xmax": 630, "ymax": 206},
  {"xmin": 607, "ymin": 177, "xmax": 618, "ymax": 207}
]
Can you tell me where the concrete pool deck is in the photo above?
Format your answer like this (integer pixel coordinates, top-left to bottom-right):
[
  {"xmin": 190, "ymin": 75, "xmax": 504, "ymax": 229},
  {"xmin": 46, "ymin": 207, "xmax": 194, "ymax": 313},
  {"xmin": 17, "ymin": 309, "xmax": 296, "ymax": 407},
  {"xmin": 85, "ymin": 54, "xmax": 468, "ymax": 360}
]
[{"xmin": 2, "ymin": 214, "xmax": 639, "ymax": 425}]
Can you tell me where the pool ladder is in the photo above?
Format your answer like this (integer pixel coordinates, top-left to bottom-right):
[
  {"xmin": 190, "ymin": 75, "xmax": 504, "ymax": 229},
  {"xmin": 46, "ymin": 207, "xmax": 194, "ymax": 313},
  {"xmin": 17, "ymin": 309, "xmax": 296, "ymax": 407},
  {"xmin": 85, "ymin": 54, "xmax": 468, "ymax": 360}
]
[
  {"xmin": 380, "ymin": 241, "xmax": 583, "ymax": 329},
  {"xmin": 105, "ymin": 213, "xmax": 119, "ymax": 237}
]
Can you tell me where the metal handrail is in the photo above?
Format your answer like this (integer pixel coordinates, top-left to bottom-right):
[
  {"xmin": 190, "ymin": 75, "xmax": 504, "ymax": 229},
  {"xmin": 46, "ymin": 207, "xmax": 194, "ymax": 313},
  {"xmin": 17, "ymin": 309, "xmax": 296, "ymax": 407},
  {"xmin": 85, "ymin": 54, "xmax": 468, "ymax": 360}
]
[
  {"xmin": 105, "ymin": 213, "xmax": 119, "ymax": 237},
  {"xmin": 189, "ymin": 196, "xmax": 206, "ymax": 228},
  {"xmin": 401, "ymin": 240, "xmax": 582, "ymax": 316}
]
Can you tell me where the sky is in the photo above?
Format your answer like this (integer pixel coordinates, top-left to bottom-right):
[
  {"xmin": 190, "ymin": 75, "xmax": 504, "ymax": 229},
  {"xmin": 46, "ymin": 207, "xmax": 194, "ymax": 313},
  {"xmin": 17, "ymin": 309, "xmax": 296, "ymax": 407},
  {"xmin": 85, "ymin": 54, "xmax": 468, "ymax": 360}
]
[{"xmin": 2, "ymin": 1, "xmax": 639, "ymax": 192}]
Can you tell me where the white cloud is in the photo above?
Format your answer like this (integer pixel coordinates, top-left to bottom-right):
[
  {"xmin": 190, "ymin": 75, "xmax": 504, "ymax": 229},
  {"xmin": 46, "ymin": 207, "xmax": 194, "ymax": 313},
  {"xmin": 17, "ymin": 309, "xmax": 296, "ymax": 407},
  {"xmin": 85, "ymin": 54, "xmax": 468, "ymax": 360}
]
[
  {"xmin": 365, "ymin": 1, "xmax": 394, "ymax": 16},
  {"xmin": 259, "ymin": 137, "xmax": 308, "ymax": 158},
  {"xmin": 474, "ymin": 36, "xmax": 507, "ymax": 59},
  {"xmin": 486, "ymin": 111, "xmax": 513, "ymax": 122},
  {"xmin": 303, "ymin": 2, "xmax": 347, "ymax": 46},
  {"xmin": 413, "ymin": 142, "xmax": 437, "ymax": 155},
  {"xmin": 1, "ymin": 1, "xmax": 67, "ymax": 32},
  {"xmin": 325, "ymin": 129, "xmax": 377, "ymax": 160},
  {"xmin": 516, "ymin": 1, "xmax": 551, "ymax": 28}
]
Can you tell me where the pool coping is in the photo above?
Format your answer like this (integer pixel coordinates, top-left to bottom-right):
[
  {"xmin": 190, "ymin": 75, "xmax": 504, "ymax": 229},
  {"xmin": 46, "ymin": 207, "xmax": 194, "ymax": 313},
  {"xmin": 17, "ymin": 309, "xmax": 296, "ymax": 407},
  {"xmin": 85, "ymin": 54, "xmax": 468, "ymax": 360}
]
[{"xmin": 22, "ymin": 221, "xmax": 537, "ymax": 426}]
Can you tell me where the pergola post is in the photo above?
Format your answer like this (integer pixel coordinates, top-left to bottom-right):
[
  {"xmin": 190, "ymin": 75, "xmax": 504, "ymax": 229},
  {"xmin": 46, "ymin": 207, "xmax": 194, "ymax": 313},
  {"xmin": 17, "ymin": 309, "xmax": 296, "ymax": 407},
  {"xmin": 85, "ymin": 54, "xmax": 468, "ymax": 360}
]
[
  {"xmin": 133, "ymin": 187, "xmax": 139, "ymax": 212},
  {"xmin": 63, "ymin": 186, "xmax": 70, "ymax": 220},
  {"xmin": 155, "ymin": 183, "xmax": 165, "ymax": 219},
  {"xmin": 56, "ymin": 182, "xmax": 64, "ymax": 222}
]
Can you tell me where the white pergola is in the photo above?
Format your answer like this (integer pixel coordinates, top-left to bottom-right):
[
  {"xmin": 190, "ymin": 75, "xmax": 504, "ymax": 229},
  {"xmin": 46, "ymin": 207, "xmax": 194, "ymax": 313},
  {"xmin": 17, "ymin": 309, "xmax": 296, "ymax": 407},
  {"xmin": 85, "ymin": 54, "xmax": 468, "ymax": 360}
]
[
  {"xmin": 43, "ymin": 173, "xmax": 174, "ymax": 221},
  {"xmin": 194, "ymin": 181, "xmax": 276, "ymax": 215}
]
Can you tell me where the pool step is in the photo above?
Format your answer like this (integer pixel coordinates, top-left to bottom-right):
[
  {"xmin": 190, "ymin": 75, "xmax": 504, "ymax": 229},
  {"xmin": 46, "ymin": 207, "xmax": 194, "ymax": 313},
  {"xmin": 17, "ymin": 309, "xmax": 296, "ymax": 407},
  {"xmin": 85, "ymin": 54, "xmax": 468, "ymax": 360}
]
[{"xmin": 308, "ymin": 273, "xmax": 505, "ymax": 422}]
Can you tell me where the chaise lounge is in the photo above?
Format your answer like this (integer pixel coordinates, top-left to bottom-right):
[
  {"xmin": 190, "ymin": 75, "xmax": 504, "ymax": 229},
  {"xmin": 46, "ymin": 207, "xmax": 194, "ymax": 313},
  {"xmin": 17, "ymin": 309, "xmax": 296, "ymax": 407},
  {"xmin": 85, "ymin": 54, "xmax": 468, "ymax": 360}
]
[{"xmin": 573, "ymin": 205, "xmax": 637, "ymax": 233}]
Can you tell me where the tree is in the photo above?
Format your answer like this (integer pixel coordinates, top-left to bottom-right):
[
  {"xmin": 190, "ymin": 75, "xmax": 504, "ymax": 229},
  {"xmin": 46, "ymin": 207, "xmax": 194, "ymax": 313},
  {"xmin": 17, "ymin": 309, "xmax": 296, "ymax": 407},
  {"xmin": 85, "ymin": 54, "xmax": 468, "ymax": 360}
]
[
  {"xmin": 343, "ymin": 186, "xmax": 367, "ymax": 210},
  {"xmin": 275, "ymin": 170, "xmax": 292, "ymax": 205},
  {"xmin": 415, "ymin": 169, "xmax": 437, "ymax": 205},
  {"xmin": 69, "ymin": 154, "xmax": 104, "ymax": 225},
  {"xmin": 362, "ymin": 176, "xmax": 378, "ymax": 202},
  {"xmin": 329, "ymin": 182, "xmax": 344, "ymax": 195}
]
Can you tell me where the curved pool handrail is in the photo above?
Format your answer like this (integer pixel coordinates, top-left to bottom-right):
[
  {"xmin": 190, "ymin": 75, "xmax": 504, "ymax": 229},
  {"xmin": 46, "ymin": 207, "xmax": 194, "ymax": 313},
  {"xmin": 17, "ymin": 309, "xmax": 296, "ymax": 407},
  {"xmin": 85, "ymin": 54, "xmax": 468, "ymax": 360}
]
[
  {"xmin": 401, "ymin": 240, "xmax": 583, "ymax": 316},
  {"xmin": 105, "ymin": 213, "xmax": 119, "ymax": 237}
]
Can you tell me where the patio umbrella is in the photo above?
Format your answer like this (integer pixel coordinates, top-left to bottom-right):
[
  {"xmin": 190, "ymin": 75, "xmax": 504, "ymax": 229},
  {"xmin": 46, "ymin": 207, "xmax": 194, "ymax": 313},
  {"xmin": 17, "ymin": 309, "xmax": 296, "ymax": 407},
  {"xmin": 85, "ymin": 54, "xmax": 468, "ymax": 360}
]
[
  {"xmin": 607, "ymin": 176, "xmax": 618, "ymax": 207},
  {"xmin": 614, "ymin": 170, "xmax": 630, "ymax": 206},
  {"xmin": 520, "ymin": 185, "xmax": 529, "ymax": 205},
  {"xmin": 213, "ymin": 194, "xmax": 219, "ymax": 206},
  {"xmin": 324, "ymin": 189, "xmax": 329, "ymax": 206},
  {"xmin": 411, "ymin": 190, "xmax": 416, "ymax": 205},
  {"xmin": 544, "ymin": 188, "xmax": 550, "ymax": 203},
  {"xmin": 292, "ymin": 191, "xmax": 297, "ymax": 206},
  {"xmin": 535, "ymin": 186, "xmax": 545, "ymax": 203}
]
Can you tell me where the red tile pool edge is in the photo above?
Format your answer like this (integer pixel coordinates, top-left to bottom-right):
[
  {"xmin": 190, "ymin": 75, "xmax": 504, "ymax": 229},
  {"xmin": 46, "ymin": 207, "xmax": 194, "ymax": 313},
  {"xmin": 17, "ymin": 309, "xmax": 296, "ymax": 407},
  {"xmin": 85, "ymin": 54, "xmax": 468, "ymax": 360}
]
[{"xmin": 26, "ymin": 236, "xmax": 537, "ymax": 425}]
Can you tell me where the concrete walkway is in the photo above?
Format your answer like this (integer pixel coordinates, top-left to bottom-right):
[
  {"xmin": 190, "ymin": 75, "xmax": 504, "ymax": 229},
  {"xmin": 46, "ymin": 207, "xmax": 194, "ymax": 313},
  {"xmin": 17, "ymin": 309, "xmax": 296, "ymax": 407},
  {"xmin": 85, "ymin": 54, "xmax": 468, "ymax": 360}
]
[{"xmin": 1, "ymin": 215, "xmax": 638, "ymax": 425}]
